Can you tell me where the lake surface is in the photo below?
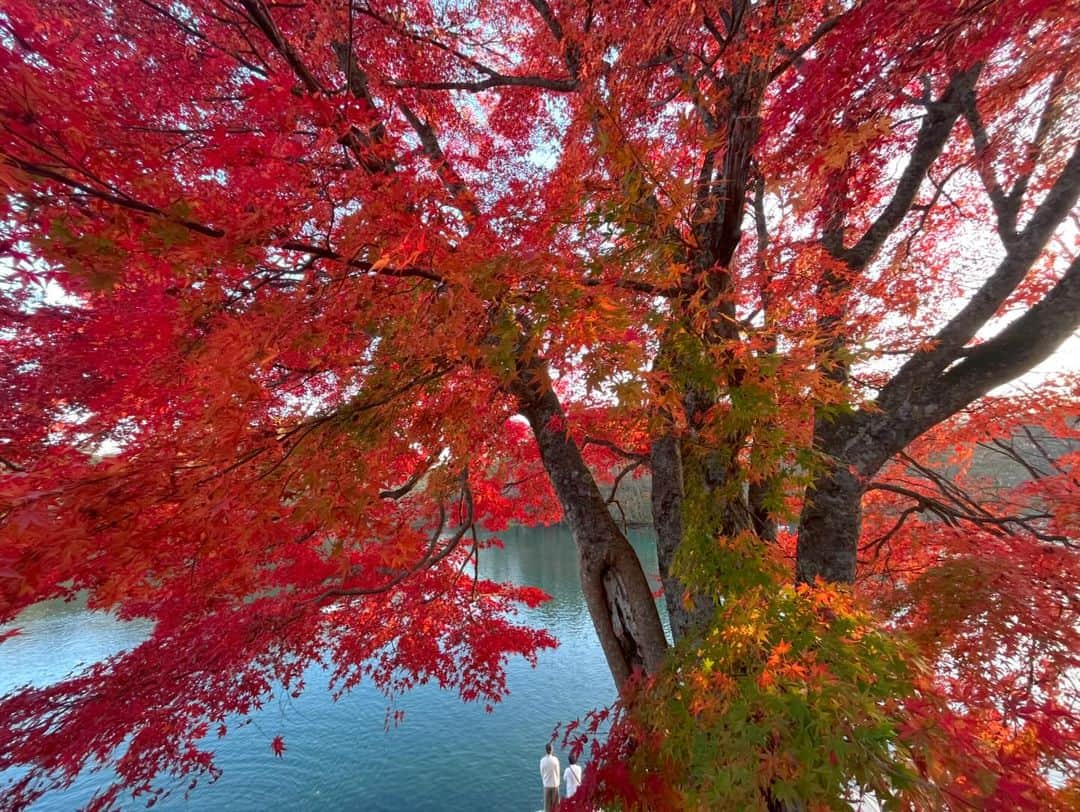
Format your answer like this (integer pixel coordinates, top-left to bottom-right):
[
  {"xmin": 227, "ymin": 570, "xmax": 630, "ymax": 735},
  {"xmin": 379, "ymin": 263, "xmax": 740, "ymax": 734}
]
[{"xmin": 1, "ymin": 526, "xmax": 666, "ymax": 811}]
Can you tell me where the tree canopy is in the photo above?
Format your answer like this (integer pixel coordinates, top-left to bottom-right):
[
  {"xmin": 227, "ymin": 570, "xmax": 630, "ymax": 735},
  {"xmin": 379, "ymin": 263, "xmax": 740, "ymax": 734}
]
[{"xmin": 1, "ymin": 0, "xmax": 1078, "ymax": 809}]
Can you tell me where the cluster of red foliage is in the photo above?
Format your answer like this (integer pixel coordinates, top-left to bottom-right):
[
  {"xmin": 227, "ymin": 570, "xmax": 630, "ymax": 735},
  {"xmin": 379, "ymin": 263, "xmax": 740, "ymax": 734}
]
[{"xmin": 1, "ymin": 0, "xmax": 1077, "ymax": 808}]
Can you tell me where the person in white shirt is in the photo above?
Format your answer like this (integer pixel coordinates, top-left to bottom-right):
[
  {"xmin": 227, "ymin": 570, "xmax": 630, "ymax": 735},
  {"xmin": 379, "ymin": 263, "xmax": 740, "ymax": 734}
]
[
  {"xmin": 539, "ymin": 742, "xmax": 560, "ymax": 811},
  {"xmin": 563, "ymin": 752, "xmax": 583, "ymax": 798}
]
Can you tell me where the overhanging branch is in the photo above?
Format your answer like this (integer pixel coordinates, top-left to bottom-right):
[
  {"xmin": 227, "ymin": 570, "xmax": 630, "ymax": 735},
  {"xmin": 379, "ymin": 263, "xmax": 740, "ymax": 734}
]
[
  {"xmin": 4, "ymin": 156, "xmax": 445, "ymax": 284},
  {"xmin": 867, "ymin": 481, "xmax": 1068, "ymax": 545}
]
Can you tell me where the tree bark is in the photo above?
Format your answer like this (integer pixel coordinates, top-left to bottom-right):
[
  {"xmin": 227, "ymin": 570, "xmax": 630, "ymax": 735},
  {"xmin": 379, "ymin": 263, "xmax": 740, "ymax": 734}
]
[
  {"xmin": 511, "ymin": 356, "xmax": 669, "ymax": 689},
  {"xmin": 647, "ymin": 62, "xmax": 768, "ymax": 642},
  {"xmin": 796, "ymin": 462, "xmax": 864, "ymax": 585},
  {"xmin": 797, "ymin": 251, "xmax": 1080, "ymax": 585},
  {"xmin": 650, "ymin": 433, "xmax": 716, "ymax": 641},
  {"xmin": 795, "ymin": 72, "xmax": 1078, "ymax": 589}
]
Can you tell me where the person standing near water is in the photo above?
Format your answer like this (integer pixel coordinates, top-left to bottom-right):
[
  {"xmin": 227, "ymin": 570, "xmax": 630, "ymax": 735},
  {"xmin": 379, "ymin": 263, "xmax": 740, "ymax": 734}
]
[
  {"xmin": 563, "ymin": 752, "xmax": 582, "ymax": 799},
  {"xmin": 539, "ymin": 743, "xmax": 560, "ymax": 811}
]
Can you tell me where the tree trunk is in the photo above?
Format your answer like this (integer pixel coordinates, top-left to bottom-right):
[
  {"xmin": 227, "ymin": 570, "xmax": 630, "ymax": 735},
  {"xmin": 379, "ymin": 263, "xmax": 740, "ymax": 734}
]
[
  {"xmin": 795, "ymin": 462, "xmax": 864, "ymax": 585},
  {"xmin": 512, "ymin": 357, "xmax": 669, "ymax": 689},
  {"xmin": 650, "ymin": 433, "xmax": 715, "ymax": 641},
  {"xmin": 651, "ymin": 427, "xmax": 762, "ymax": 641}
]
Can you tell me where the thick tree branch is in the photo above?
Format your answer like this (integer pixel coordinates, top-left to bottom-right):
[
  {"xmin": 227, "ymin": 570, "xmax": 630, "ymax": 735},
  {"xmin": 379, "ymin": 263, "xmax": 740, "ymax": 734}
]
[
  {"xmin": 1006, "ymin": 71, "xmax": 1067, "ymax": 217},
  {"xmin": 962, "ymin": 86, "xmax": 1013, "ymax": 235},
  {"xmin": 692, "ymin": 148, "xmax": 717, "ymax": 222},
  {"xmin": 963, "ymin": 71, "xmax": 1067, "ymax": 242},
  {"xmin": 527, "ymin": 0, "xmax": 567, "ymax": 45},
  {"xmin": 671, "ymin": 55, "xmax": 719, "ymax": 134},
  {"xmin": 527, "ymin": 0, "xmax": 582, "ymax": 79},
  {"xmin": 753, "ymin": 174, "xmax": 773, "ymax": 315},
  {"xmin": 934, "ymin": 251, "xmax": 1080, "ymax": 413},
  {"xmin": 330, "ymin": 41, "xmax": 394, "ymax": 174},
  {"xmin": 704, "ymin": 72, "xmax": 766, "ymax": 269},
  {"xmin": 388, "ymin": 74, "xmax": 577, "ymax": 93},
  {"xmin": 833, "ymin": 68, "xmax": 978, "ymax": 270},
  {"xmin": 238, "ymin": 3, "xmax": 394, "ymax": 175},
  {"xmin": 379, "ymin": 456, "xmax": 437, "ymax": 500},
  {"xmin": 768, "ymin": 13, "xmax": 846, "ymax": 82},
  {"xmin": 238, "ymin": 0, "xmax": 322, "ymax": 93},
  {"xmin": 0, "ymin": 456, "xmax": 26, "ymax": 473},
  {"xmin": 510, "ymin": 351, "xmax": 669, "ymax": 685},
  {"xmin": 396, "ymin": 103, "xmax": 481, "ymax": 218},
  {"xmin": 843, "ymin": 251, "xmax": 1080, "ymax": 479},
  {"xmin": 885, "ymin": 143, "xmax": 1080, "ymax": 387}
]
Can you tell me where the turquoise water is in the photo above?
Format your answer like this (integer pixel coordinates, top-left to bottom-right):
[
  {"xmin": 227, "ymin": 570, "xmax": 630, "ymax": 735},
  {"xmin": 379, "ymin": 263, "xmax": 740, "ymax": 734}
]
[{"xmin": 1, "ymin": 526, "xmax": 666, "ymax": 810}]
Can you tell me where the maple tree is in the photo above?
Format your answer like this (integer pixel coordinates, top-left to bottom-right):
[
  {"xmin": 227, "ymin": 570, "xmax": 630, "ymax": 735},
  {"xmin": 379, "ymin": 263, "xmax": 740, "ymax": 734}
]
[{"xmin": 1, "ymin": 0, "xmax": 1079, "ymax": 809}]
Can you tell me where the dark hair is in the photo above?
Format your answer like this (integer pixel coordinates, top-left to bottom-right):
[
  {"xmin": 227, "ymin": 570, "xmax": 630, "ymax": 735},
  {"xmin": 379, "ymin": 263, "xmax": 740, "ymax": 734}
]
[
  {"xmin": 545, "ymin": 743, "xmax": 553, "ymax": 755},
  {"xmin": 568, "ymin": 753, "xmax": 578, "ymax": 765}
]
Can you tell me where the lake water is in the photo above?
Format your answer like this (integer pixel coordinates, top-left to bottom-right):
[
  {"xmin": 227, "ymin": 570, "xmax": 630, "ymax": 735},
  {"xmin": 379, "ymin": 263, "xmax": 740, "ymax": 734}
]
[{"xmin": 1, "ymin": 526, "xmax": 666, "ymax": 811}]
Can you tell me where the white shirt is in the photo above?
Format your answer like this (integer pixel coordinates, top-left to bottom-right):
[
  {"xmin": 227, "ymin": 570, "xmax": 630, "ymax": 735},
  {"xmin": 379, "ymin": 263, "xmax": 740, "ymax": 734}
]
[
  {"xmin": 564, "ymin": 763, "xmax": 583, "ymax": 797},
  {"xmin": 539, "ymin": 753, "xmax": 560, "ymax": 788}
]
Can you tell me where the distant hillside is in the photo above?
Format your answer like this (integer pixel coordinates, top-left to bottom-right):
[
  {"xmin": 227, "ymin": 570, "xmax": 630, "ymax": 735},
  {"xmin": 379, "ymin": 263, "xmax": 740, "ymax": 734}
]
[
  {"xmin": 601, "ymin": 471, "xmax": 653, "ymax": 527},
  {"xmin": 968, "ymin": 427, "xmax": 1077, "ymax": 489}
]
